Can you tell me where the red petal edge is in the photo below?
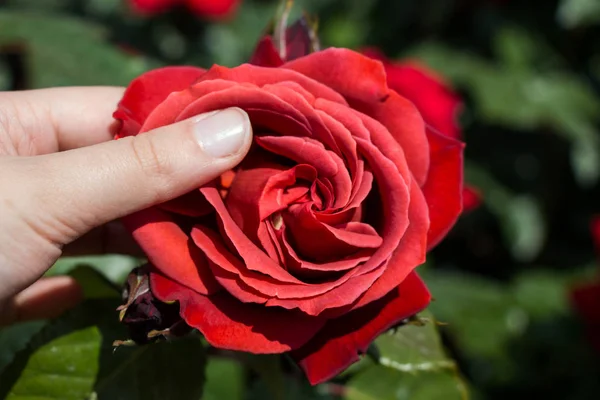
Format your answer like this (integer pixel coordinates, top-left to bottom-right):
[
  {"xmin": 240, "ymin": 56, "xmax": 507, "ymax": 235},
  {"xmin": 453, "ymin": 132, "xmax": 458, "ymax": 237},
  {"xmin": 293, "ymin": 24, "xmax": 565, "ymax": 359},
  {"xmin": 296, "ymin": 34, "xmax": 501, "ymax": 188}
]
[
  {"xmin": 422, "ymin": 127, "xmax": 465, "ymax": 250},
  {"xmin": 291, "ymin": 271, "xmax": 431, "ymax": 385},
  {"xmin": 150, "ymin": 270, "xmax": 327, "ymax": 354},
  {"xmin": 113, "ymin": 66, "xmax": 206, "ymax": 138}
]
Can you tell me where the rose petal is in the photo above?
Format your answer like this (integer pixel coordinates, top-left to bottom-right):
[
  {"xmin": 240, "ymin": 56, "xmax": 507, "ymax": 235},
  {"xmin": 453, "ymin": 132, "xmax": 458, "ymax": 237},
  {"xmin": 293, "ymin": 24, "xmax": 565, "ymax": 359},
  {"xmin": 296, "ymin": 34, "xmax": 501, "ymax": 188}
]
[
  {"xmin": 121, "ymin": 207, "xmax": 220, "ymax": 295},
  {"xmin": 284, "ymin": 203, "xmax": 382, "ymax": 262},
  {"xmin": 283, "ymin": 48, "xmax": 388, "ymax": 105},
  {"xmin": 257, "ymin": 135, "xmax": 352, "ymax": 208},
  {"xmin": 422, "ymin": 127, "xmax": 464, "ymax": 250},
  {"xmin": 150, "ymin": 270, "xmax": 327, "ymax": 353},
  {"xmin": 197, "ymin": 64, "xmax": 347, "ymax": 105},
  {"xmin": 291, "ymin": 271, "xmax": 431, "ymax": 385},
  {"xmin": 159, "ymin": 189, "xmax": 213, "ymax": 217},
  {"xmin": 113, "ymin": 66, "xmax": 206, "ymax": 138},
  {"xmin": 190, "ymin": 209, "xmax": 362, "ymax": 300},
  {"xmin": 350, "ymin": 91, "xmax": 430, "ymax": 187},
  {"xmin": 351, "ymin": 179, "xmax": 429, "ymax": 309},
  {"xmin": 363, "ymin": 50, "xmax": 462, "ymax": 140}
]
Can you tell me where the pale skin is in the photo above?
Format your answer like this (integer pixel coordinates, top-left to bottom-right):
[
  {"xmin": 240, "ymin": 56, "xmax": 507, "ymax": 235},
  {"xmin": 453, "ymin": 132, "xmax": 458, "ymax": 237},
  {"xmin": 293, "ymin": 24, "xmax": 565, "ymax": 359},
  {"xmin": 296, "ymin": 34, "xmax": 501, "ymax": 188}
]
[{"xmin": 0, "ymin": 87, "xmax": 253, "ymax": 325}]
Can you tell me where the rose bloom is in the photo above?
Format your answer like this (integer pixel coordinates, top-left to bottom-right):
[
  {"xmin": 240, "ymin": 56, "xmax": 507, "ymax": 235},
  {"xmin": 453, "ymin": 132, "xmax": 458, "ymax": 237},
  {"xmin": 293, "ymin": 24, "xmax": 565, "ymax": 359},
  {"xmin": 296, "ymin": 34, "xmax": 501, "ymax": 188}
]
[
  {"xmin": 114, "ymin": 34, "xmax": 464, "ymax": 384},
  {"xmin": 129, "ymin": 0, "xmax": 239, "ymax": 19}
]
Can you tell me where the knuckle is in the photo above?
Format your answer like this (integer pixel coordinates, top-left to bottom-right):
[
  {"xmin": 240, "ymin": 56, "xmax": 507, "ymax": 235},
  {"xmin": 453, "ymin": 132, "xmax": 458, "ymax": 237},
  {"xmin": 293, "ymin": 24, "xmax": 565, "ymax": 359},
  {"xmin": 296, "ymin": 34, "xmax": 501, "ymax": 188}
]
[
  {"xmin": 0, "ymin": 95, "xmax": 45, "ymax": 156},
  {"xmin": 129, "ymin": 135, "xmax": 172, "ymax": 202}
]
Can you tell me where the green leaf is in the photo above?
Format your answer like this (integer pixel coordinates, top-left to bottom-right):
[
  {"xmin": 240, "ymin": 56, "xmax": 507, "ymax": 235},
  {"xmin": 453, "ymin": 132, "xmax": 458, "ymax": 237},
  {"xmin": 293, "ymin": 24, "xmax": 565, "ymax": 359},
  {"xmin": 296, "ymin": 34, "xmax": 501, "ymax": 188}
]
[
  {"xmin": 0, "ymin": 299, "xmax": 206, "ymax": 400},
  {"xmin": 0, "ymin": 322, "xmax": 46, "ymax": 374},
  {"xmin": 345, "ymin": 365, "xmax": 467, "ymax": 400},
  {"xmin": 557, "ymin": 0, "xmax": 600, "ymax": 28},
  {"xmin": 375, "ymin": 311, "xmax": 456, "ymax": 373},
  {"xmin": 0, "ymin": 11, "xmax": 155, "ymax": 88},
  {"xmin": 48, "ymin": 255, "xmax": 143, "ymax": 286},
  {"xmin": 344, "ymin": 310, "xmax": 468, "ymax": 400},
  {"xmin": 203, "ymin": 357, "xmax": 244, "ymax": 400}
]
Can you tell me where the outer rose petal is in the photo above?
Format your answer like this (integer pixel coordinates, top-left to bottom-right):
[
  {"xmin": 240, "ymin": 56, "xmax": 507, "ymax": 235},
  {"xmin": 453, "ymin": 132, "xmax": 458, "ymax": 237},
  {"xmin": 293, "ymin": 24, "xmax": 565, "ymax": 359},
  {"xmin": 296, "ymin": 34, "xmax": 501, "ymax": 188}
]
[
  {"xmin": 283, "ymin": 48, "xmax": 388, "ymax": 107},
  {"xmin": 291, "ymin": 271, "xmax": 431, "ymax": 385},
  {"xmin": 121, "ymin": 206, "xmax": 220, "ymax": 295},
  {"xmin": 422, "ymin": 127, "xmax": 465, "ymax": 250},
  {"xmin": 150, "ymin": 271, "xmax": 327, "ymax": 353},
  {"xmin": 363, "ymin": 49, "xmax": 462, "ymax": 140},
  {"xmin": 113, "ymin": 66, "xmax": 206, "ymax": 138}
]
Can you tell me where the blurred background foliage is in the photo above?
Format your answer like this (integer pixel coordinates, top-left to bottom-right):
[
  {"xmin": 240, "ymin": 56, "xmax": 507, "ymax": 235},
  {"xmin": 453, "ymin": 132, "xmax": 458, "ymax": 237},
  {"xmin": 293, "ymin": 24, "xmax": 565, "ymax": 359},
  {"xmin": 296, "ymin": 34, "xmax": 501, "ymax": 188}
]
[{"xmin": 1, "ymin": 0, "xmax": 600, "ymax": 399}]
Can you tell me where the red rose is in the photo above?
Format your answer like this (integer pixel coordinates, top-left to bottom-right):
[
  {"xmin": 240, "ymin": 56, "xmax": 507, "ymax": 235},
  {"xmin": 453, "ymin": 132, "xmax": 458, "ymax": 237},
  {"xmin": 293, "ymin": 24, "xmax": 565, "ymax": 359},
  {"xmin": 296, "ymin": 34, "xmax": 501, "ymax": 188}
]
[
  {"xmin": 129, "ymin": 0, "xmax": 239, "ymax": 19},
  {"xmin": 115, "ymin": 43, "xmax": 464, "ymax": 383},
  {"xmin": 362, "ymin": 49, "xmax": 481, "ymax": 212}
]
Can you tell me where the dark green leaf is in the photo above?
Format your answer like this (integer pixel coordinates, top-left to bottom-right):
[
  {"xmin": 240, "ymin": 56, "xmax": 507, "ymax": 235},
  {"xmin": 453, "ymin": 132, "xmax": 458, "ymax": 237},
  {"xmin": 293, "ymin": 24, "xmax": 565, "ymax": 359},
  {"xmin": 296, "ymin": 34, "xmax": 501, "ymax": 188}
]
[
  {"xmin": 375, "ymin": 310, "xmax": 456, "ymax": 373},
  {"xmin": 344, "ymin": 310, "xmax": 468, "ymax": 400},
  {"xmin": 0, "ymin": 322, "xmax": 45, "ymax": 375},
  {"xmin": 345, "ymin": 365, "xmax": 467, "ymax": 400},
  {"xmin": 0, "ymin": 299, "xmax": 206, "ymax": 400},
  {"xmin": 203, "ymin": 357, "xmax": 244, "ymax": 400},
  {"xmin": 68, "ymin": 266, "xmax": 121, "ymax": 299},
  {"xmin": 243, "ymin": 354, "xmax": 286, "ymax": 400}
]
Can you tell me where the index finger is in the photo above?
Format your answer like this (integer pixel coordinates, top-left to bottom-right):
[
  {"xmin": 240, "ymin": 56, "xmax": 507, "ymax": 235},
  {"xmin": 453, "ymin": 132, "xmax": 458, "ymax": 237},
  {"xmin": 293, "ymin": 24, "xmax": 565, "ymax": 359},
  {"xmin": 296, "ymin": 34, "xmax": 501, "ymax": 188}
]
[{"xmin": 0, "ymin": 86, "xmax": 125, "ymax": 155}]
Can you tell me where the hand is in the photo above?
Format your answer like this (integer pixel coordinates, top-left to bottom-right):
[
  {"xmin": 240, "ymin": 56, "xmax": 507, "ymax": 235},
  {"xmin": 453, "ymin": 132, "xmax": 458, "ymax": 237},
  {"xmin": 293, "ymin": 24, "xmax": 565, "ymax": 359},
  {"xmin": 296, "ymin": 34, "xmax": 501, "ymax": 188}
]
[{"xmin": 0, "ymin": 87, "xmax": 252, "ymax": 325}]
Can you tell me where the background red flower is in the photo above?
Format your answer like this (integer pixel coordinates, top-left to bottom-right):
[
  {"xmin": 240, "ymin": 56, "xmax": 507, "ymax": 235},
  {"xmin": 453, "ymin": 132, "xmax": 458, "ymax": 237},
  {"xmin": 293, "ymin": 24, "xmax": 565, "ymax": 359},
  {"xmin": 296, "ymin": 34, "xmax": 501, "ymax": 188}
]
[{"xmin": 129, "ymin": 0, "xmax": 239, "ymax": 19}]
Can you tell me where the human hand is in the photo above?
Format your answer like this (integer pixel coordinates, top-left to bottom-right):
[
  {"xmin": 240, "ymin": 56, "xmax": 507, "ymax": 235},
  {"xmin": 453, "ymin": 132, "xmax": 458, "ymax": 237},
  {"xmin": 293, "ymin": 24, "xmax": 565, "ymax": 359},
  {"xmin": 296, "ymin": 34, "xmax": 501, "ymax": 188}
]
[{"xmin": 0, "ymin": 87, "xmax": 252, "ymax": 325}]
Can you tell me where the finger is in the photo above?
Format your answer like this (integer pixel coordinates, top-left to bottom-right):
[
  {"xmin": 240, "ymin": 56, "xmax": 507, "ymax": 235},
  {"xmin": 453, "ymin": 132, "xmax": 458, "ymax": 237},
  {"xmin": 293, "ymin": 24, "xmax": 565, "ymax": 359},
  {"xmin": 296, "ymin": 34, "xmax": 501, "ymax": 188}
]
[
  {"xmin": 17, "ymin": 107, "xmax": 252, "ymax": 246},
  {"xmin": 0, "ymin": 276, "xmax": 82, "ymax": 326},
  {"xmin": 62, "ymin": 221, "xmax": 144, "ymax": 257},
  {"xmin": 0, "ymin": 87, "xmax": 124, "ymax": 155}
]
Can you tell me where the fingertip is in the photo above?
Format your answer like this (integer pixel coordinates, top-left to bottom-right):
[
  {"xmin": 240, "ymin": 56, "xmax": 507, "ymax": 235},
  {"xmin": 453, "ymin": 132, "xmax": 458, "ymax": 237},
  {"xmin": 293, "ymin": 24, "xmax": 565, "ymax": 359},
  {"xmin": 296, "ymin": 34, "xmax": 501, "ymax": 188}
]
[{"xmin": 10, "ymin": 276, "xmax": 83, "ymax": 324}]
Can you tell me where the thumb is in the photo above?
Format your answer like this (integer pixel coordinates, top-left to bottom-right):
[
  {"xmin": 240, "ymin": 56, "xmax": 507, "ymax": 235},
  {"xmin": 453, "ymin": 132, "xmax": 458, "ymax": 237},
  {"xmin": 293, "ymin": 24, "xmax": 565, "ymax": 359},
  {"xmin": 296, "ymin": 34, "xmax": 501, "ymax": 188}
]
[{"xmin": 23, "ymin": 107, "xmax": 252, "ymax": 246}]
